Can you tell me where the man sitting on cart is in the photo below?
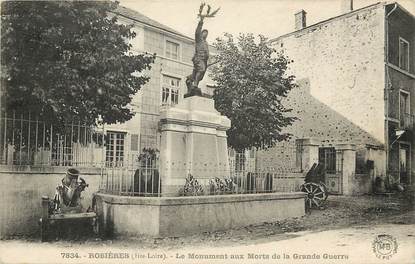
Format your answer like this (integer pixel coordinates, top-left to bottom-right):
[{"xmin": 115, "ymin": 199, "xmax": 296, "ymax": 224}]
[{"xmin": 53, "ymin": 168, "xmax": 88, "ymax": 213}]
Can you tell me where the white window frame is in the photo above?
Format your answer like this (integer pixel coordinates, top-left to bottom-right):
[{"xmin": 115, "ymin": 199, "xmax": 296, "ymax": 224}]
[
  {"xmin": 105, "ymin": 130, "xmax": 126, "ymax": 167},
  {"xmin": 164, "ymin": 38, "xmax": 181, "ymax": 61},
  {"xmin": 398, "ymin": 37, "xmax": 410, "ymax": 72},
  {"xmin": 161, "ymin": 75, "xmax": 181, "ymax": 106}
]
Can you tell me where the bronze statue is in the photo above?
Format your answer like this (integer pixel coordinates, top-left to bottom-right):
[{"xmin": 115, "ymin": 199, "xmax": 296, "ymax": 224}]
[{"xmin": 185, "ymin": 3, "xmax": 219, "ymax": 97}]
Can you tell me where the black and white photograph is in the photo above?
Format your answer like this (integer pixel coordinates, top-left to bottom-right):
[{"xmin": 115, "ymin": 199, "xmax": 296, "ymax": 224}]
[{"xmin": 0, "ymin": 0, "xmax": 414, "ymax": 263}]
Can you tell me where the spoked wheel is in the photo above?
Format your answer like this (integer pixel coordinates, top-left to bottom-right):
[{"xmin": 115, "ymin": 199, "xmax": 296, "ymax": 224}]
[
  {"xmin": 301, "ymin": 182, "xmax": 328, "ymax": 208},
  {"xmin": 318, "ymin": 181, "xmax": 329, "ymax": 201}
]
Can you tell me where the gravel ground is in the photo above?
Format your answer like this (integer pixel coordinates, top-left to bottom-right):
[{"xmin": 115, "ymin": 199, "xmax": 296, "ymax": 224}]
[
  {"xmin": 10, "ymin": 191, "xmax": 412, "ymax": 250},
  {"xmin": 132, "ymin": 192, "xmax": 415, "ymax": 249},
  {"xmin": 2, "ymin": 192, "xmax": 414, "ymax": 264}
]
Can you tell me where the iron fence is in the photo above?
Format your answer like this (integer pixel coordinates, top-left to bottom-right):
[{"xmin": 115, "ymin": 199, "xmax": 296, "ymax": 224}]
[
  {"xmin": 0, "ymin": 112, "xmax": 105, "ymax": 166},
  {"xmin": 1, "ymin": 112, "xmax": 306, "ymax": 196},
  {"xmin": 99, "ymin": 157, "xmax": 160, "ymax": 196},
  {"xmin": 99, "ymin": 157, "xmax": 305, "ymax": 197}
]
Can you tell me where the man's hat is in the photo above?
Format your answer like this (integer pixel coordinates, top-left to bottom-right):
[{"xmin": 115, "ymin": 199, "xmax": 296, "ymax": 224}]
[{"xmin": 66, "ymin": 168, "xmax": 80, "ymax": 179}]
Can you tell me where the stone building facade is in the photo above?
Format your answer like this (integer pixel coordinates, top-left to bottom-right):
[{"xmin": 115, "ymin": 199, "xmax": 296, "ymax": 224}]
[
  {"xmin": 104, "ymin": 6, "xmax": 216, "ymax": 165},
  {"xmin": 261, "ymin": 2, "xmax": 415, "ymax": 194},
  {"xmin": 385, "ymin": 3, "xmax": 415, "ymax": 191}
]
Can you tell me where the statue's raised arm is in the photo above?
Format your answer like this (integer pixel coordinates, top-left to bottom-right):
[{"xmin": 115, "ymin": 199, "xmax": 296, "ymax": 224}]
[
  {"xmin": 186, "ymin": 3, "xmax": 220, "ymax": 97},
  {"xmin": 195, "ymin": 17, "xmax": 204, "ymax": 41}
]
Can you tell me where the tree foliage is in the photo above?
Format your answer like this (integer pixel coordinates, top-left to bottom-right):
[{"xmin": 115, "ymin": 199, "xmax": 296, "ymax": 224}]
[
  {"xmin": 1, "ymin": 1, "xmax": 154, "ymax": 125},
  {"xmin": 210, "ymin": 33, "xmax": 297, "ymax": 151}
]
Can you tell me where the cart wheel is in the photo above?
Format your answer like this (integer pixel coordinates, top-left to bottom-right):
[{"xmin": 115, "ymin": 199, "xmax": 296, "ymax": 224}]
[
  {"xmin": 319, "ymin": 181, "xmax": 329, "ymax": 201},
  {"xmin": 301, "ymin": 182, "xmax": 327, "ymax": 208}
]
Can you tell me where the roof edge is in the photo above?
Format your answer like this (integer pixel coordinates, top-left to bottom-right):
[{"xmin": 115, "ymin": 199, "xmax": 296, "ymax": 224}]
[
  {"xmin": 386, "ymin": 1, "xmax": 415, "ymax": 20},
  {"xmin": 110, "ymin": 9, "xmax": 194, "ymax": 43},
  {"xmin": 270, "ymin": 2, "xmax": 385, "ymax": 43}
]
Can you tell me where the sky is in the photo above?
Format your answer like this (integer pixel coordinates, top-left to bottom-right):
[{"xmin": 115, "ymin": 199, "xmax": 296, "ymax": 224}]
[{"xmin": 119, "ymin": 0, "xmax": 415, "ymax": 42}]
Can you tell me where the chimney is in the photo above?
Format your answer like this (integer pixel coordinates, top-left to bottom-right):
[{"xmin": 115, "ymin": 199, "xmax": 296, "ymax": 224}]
[
  {"xmin": 341, "ymin": 0, "xmax": 354, "ymax": 13},
  {"xmin": 294, "ymin": 10, "xmax": 307, "ymax": 31}
]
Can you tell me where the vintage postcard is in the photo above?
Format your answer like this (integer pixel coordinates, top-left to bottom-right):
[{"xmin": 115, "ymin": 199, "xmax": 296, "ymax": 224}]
[{"xmin": 0, "ymin": 0, "xmax": 414, "ymax": 263}]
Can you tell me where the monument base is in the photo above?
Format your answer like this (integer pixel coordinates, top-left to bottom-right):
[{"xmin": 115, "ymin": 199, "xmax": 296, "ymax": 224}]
[
  {"xmin": 184, "ymin": 87, "xmax": 212, "ymax": 99},
  {"xmin": 94, "ymin": 192, "xmax": 306, "ymax": 237},
  {"xmin": 184, "ymin": 86, "xmax": 202, "ymax": 98},
  {"xmin": 159, "ymin": 96, "xmax": 231, "ymax": 196}
]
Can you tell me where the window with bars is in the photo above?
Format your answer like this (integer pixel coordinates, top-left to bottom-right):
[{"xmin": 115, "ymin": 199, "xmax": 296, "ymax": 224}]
[
  {"xmin": 165, "ymin": 40, "xmax": 180, "ymax": 60},
  {"xmin": 399, "ymin": 37, "xmax": 409, "ymax": 71},
  {"xmin": 106, "ymin": 131, "xmax": 125, "ymax": 166},
  {"xmin": 319, "ymin": 147, "xmax": 336, "ymax": 174},
  {"xmin": 162, "ymin": 75, "xmax": 180, "ymax": 106}
]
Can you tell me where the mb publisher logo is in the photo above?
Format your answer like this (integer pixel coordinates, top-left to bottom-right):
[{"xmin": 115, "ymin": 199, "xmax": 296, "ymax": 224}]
[{"xmin": 372, "ymin": 234, "xmax": 398, "ymax": 260}]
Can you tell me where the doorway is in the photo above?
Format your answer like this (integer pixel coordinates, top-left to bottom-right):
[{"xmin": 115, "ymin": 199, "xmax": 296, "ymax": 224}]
[{"xmin": 399, "ymin": 143, "xmax": 411, "ymax": 185}]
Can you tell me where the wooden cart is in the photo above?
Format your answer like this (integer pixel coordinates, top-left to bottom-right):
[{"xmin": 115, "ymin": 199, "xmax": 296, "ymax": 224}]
[
  {"xmin": 39, "ymin": 196, "xmax": 99, "ymax": 242},
  {"xmin": 300, "ymin": 163, "xmax": 329, "ymax": 209}
]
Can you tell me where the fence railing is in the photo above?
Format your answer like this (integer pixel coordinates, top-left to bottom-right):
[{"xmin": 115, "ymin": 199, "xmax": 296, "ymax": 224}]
[
  {"xmin": 99, "ymin": 141, "xmax": 305, "ymax": 197},
  {"xmin": 0, "ymin": 112, "xmax": 105, "ymax": 167},
  {"xmin": 99, "ymin": 161, "xmax": 305, "ymax": 197},
  {"xmin": 99, "ymin": 158, "xmax": 160, "ymax": 196},
  {"xmin": 1, "ymin": 112, "xmax": 306, "ymax": 196}
]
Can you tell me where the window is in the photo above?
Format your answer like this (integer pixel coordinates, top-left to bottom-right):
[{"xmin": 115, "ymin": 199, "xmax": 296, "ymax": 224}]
[
  {"xmin": 165, "ymin": 40, "xmax": 180, "ymax": 60},
  {"xmin": 400, "ymin": 90, "xmax": 410, "ymax": 127},
  {"xmin": 106, "ymin": 131, "xmax": 125, "ymax": 166},
  {"xmin": 319, "ymin": 147, "xmax": 336, "ymax": 174},
  {"xmin": 399, "ymin": 37, "xmax": 409, "ymax": 71},
  {"xmin": 162, "ymin": 75, "xmax": 180, "ymax": 106}
]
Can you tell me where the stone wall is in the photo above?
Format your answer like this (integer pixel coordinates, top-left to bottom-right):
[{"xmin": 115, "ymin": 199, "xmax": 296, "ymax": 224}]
[
  {"xmin": 264, "ymin": 4, "xmax": 387, "ymax": 189},
  {"xmin": 352, "ymin": 173, "xmax": 372, "ymax": 195},
  {"xmin": 0, "ymin": 166, "xmax": 101, "ymax": 238},
  {"xmin": 271, "ymin": 4, "xmax": 386, "ymax": 146},
  {"xmin": 256, "ymin": 140, "xmax": 301, "ymax": 172},
  {"xmin": 94, "ymin": 192, "xmax": 305, "ymax": 238}
]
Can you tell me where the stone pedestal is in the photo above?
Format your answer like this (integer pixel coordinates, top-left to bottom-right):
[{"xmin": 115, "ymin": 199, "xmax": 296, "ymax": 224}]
[
  {"xmin": 337, "ymin": 144, "xmax": 356, "ymax": 195},
  {"xmin": 296, "ymin": 138, "xmax": 320, "ymax": 172},
  {"xmin": 159, "ymin": 96, "xmax": 231, "ymax": 196}
]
